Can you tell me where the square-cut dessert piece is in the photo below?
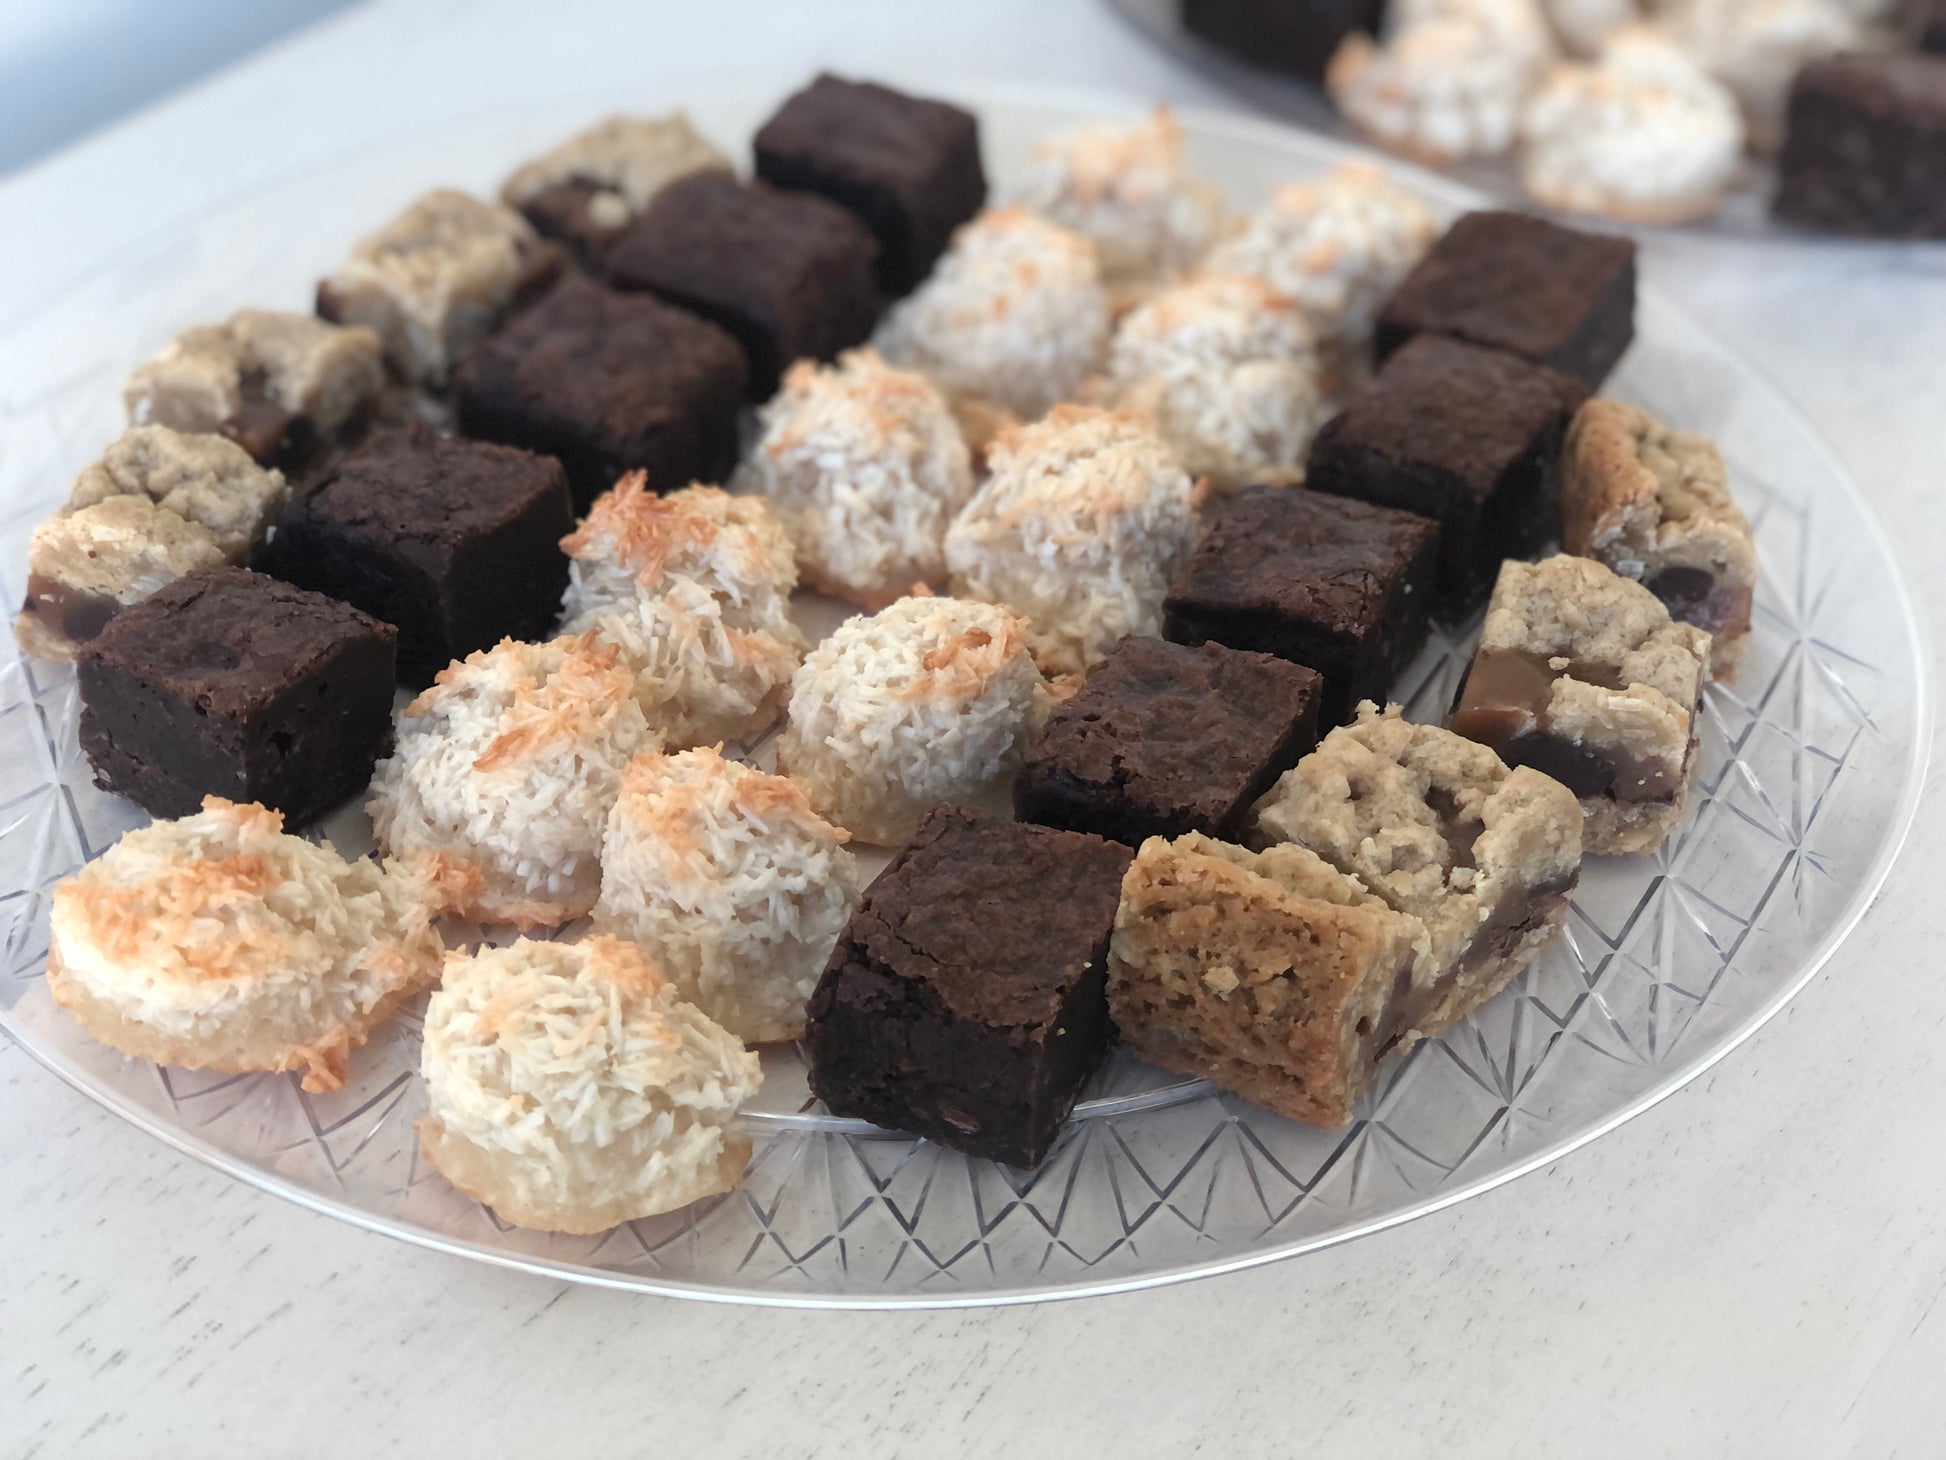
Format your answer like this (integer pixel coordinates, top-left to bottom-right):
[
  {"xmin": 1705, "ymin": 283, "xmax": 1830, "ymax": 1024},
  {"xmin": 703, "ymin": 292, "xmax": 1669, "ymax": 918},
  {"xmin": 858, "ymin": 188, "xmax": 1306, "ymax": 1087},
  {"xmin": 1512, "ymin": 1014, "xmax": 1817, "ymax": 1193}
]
[
  {"xmin": 1253, "ymin": 704, "xmax": 1582, "ymax": 1032},
  {"xmin": 123, "ymin": 309, "xmax": 385, "ymax": 468},
  {"xmin": 1107, "ymin": 834, "xmax": 1426, "ymax": 1127},
  {"xmin": 1306, "ymin": 335, "xmax": 1587, "ymax": 615},
  {"xmin": 1561, "ymin": 399, "xmax": 1755, "ymax": 679},
  {"xmin": 1773, "ymin": 52, "xmax": 1946, "ymax": 239},
  {"xmin": 803, "ymin": 806, "xmax": 1133, "ymax": 1167},
  {"xmin": 1181, "ymin": 0, "xmax": 1386, "ymax": 83},
  {"xmin": 263, "ymin": 423, "xmax": 574, "ymax": 686},
  {"xmin": 317, "ymin": 189, "xmax": 565, "ymax": 385},
  {"xmin": 605, "ymin": 171, "xmax": 881, "ymax": 396},
  {"xmin": 453, "ymin": 274, "xmax": 747, "ymax": 511},
  {"xmin": 753, "ymin": 73, "xmax": 987, "ymax": 297},
  {"xmin": 1162, "ymin": 486, "xmax": 1440, "ymax": 725},
  {"xmin": 1911, "ymin": 0, "xmax": 1946, "ymax": 51},
  {"xmin": 1016, "ymin": 636, "xmax": 1322, "ymax": 845},
  {"xmin": 500, "ymin": 112, "xmax": 732, "ymax": 267},
  {"xmin": 1448, "ymin": 555, "xmax": 1710, "ymax": 855},
  {"xmin": 77, "ymin": 568, "xmax": 396, "ymax": 828},
  {"xmin": 1374, "ymin": 211, "xmax": 1637, "ymax": 388}
]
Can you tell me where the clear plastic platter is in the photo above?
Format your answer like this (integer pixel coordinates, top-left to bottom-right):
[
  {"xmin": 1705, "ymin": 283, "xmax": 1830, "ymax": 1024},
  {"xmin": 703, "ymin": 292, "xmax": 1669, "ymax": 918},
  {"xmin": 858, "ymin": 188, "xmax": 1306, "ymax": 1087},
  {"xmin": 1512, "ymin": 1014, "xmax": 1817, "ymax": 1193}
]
[{"xmin": 0, "ymin": 87, "xmax": 1928, "ymax": 1307}]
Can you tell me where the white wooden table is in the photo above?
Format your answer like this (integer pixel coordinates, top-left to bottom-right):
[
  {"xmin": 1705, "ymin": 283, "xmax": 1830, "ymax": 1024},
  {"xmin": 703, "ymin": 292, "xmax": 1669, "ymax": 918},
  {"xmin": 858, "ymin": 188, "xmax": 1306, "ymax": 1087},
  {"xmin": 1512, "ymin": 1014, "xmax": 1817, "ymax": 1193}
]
[{"xmin": 4, "ymin": 3, "xmax": 1943, "ymax": 1455}]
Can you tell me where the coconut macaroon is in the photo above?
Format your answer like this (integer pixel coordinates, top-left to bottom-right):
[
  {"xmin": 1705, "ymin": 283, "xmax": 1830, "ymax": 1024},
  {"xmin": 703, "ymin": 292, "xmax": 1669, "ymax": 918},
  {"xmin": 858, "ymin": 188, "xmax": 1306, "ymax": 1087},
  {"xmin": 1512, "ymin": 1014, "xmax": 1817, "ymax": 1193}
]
[
  {"xmin": 46, "ymin": 797, "xmax": 441, "ymax": 1093},
  {"xmin": 1106, "ymin": 274, "xmax": 1324, "ymax": 492},
  {"xmin": 944, "ymin": 406, "xmax": 1203, "ymax": 675},
  {"xmin": 559, "ymin": 476, "xmax": 806, "ymax": 749},
  {"xmin": 775, "ymin": 595, "xmax": 1048, "ymax": 845},
  {"xmin": 1520, "ymin": 30, "xmax": 1746, "ymax": 225},
  {"xmin": 873, "ymin": 206, "xmax": 1111, "ymax": 421},
  {"xmin": 592, "ymin": 748, "xmax": 862, "ymax": 1044},
  {"xmin": 419, "ymin": 936, "xmax": 761, "ymax": 1234},
  {"xmin": 1325, "ymin": 0, "xmax": 1557, "ymax": 165},
  {"xmin": 1010, "ymin": 107, "xmax": 1226, "ymax": 290},
  {"xmin": 1658, "ymin": 0, "xmax": 1856, "ymax": 151},
  {"xmin": 1201, "ymin": 162, "xmax": 1438, "ymax": 347},
  {"xmin": 735, "ymin": 349, "xmax": 975, "ymax": 609},
  {"xmin": 368, "ymin": 632, "xmax": 656, "ymax": 929}
]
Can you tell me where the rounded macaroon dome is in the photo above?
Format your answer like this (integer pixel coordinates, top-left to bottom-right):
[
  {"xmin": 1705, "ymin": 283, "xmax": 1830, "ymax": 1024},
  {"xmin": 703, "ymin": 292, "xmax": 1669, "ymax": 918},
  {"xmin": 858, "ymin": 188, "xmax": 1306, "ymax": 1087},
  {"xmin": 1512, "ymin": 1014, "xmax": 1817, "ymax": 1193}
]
[
  {"xmin": 872, "ymin": 205, "xmax": 1112, "ymax": 422},
  {"xmin": 736, "ymin": 348, "xmax": 975, "ymax": 610},
  {"xmin": 46, "ymin": 796, "xmax": 442, "ymax": 1093},
  {"xmin": 776, "ymin": 593, "xmax": 1049, "ymax": 846},
  {"xmin": 418, "ymin": 935, "xmax": 762, "ymax": 1236},
  {"xmin": 593, "ymin": 746, "xmax": 863, "ymax": 1045}
]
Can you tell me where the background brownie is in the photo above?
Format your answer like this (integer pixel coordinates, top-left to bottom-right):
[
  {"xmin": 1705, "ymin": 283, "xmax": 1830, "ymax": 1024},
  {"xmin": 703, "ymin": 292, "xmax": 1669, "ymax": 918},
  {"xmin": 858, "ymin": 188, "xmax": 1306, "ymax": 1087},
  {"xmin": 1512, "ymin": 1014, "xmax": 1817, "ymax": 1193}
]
[
  {"xmin": 606, "ymin": 171, "xmax": 880, "ymax": 396},
  {"xmin": 1180, "ymin": 0, "xmax": 1387, "ymax": 81},
  {"xmin": 263, "ymin": 423, "xmax": 573, "ymax": 685},
  {"xmin": 804, "ymin": 806, "xmax": 1133, "ymax": 1169},
  {"xmin": 1774, "ymin": 52, "xmax": 1946, "ymax": 239},
  {"xmin": 1016, "ymin": 636, "xmax": 1322, "ymax": 845},
  {"xmin": 1306, "ymin": 337, "xmax": 1586, "ymax": 615},
  {"xmin": 754, "ymin": 73, "xmax": 986, "ymax": 296},
  {"xmin": 1375, "ymin": 211, "xmax": 1636, "ymax": 388},
  {"xmin": 453, "ymin": 274, "xmax": 746, "ymax": 510},
  {"xmin": 76, "ymin": 568, "xmax": 396, "ymax": 827},
  {"xmin": 1165, "ymin": 488, "xmax": 1440, "ymax": 724}
]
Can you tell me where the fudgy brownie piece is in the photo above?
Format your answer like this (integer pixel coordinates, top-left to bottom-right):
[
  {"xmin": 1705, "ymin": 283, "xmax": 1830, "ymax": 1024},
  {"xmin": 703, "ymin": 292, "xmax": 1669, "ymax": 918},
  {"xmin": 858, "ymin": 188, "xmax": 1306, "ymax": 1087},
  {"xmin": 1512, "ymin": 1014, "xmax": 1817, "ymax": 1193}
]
[
  {"xmin": 1252, "ymin": 704, "xmax": 1582, "ymax": 1034},
  {"xmin": 606, "ymin": 171, "xmax": 880, "ymax": 396},
  {"xmin": 453, "ymin": 274, "xmax": 746, "ymax": 510},
  {"xmin": 1374, "ymin": 211, "xmax": 1636, "ymax": 387},
  {"xmin": 77, "ymin": 568, "xmax": 396, "ymax": 828},
  {"xmin": 1448, "ymin": 554, "xmax": 1709, "ymax": 855},
  {"xmin": 1910, "ymin": 0, "xmax": 1946, "ymax": 51},
  {"xmin": 1015, "ymin": 636, "xmax": 1322, "ymax": 845},
  {"xmin": 1561, "ymin": 399, "xmax": 1755, "ymax": 679},
  {"xmin": 1108, "ymin": 833, "xmax": 1425, "ymax": 1127},
  {"xmin": 803, "ymin": 806, "xmax": 1133, "ymax": 1168},
  {"xmin": 1773, "ymin": 52, "xmax": 1946, "ymax": 239},
  {"xmin": 1305, "ymin": 336, "xmax": 1587, "ymax": 615},
  {"xmin": 753, "ymin": 73, "xmax": 986, "ymax": 296},
  {"xmin": 1163, "ymin": 487, "xmax": 1439, "ymax": 724},
  {"xmin": 1180, "ymin": 0, "xmax": 1388, "ymax": 83},
  {"xmin": 263, "ymin": 423, "xmax": 573, "ymax": 686}
]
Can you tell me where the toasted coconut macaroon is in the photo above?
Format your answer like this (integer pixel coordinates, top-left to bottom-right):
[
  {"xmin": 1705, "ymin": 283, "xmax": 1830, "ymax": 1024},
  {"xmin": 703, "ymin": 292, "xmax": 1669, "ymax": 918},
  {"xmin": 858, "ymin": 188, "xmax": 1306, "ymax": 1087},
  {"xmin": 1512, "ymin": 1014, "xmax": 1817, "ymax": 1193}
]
[
  {"xmin": 500, "ymin": 111, "xmax": 731, "ymax": 262},
  {"xmin": 559, "ymin": 476, "xmax": 806, "ymax": 749},
  {"xmin": 1106, "ymin": 273, "xmax": 1324, "ymax": 493},
  {"xmin": 1202, "ymin": 161, "xmax": 1438, "ymax": 347},
  {"xmin": 944, "ymin": 405, "xmax": 1203, "ymax": 675},
  {"xmin": 68, "ymin": 425, "xmax": 287, "ymax": 562},
  {"xmin": 735, "ymin": 349, "xmax": 975, "ymax": 609},
  {"xmin": 419, "ymin": 935, "xmax": 761, "ymax": 1234},
  {"xmin": 368, "ymin": 632, "xmax": 656, "ymax": 928},
  {"xmin": 1520, "ymin": 30, "xmax": 1746, "ymax": 225},
  {"xmin": 46, "ymin": 797, "xmax": 441, "ymax": 1093},
  {"xmin": 592, "ymin": 748, "xmax": 862, "ymax": 1044},
  {"xmin": 1658, "ymin": 0, "xmax": 1856, "ymax": 151},
  {"xmin": 775, "ymin": 595, "xmax": 1048, "ymax": 845},
  {"xmin": 1010, "ymin": 107, "xmax": 1226, "ymax": 290},
  {"xmin": 873, "ymin": 206, "xmax": 1111, "ymax": 421},
  {"xmin": 1325, "ymin": 0, "xmax": 1557, "ymax": 165}
]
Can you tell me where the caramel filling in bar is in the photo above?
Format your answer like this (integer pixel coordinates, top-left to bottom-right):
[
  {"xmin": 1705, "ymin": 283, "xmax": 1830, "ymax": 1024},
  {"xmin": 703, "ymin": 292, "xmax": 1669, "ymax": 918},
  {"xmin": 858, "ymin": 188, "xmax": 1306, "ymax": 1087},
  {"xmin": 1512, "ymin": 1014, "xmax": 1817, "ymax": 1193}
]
[{"xmin": 21, "ymin": 573, "xmax": 124, "ymax": 647}]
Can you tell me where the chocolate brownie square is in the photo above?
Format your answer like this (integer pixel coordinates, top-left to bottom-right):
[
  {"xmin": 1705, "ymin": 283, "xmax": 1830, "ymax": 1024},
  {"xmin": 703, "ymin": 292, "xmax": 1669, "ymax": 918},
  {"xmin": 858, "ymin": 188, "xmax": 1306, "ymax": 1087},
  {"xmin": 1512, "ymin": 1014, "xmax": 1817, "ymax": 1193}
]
[
  {"xmin": 77, "ymin": 568, "xmax": 396, "ymax": 828},
  {"xmin": 262, "ymin": 423, "xmax": 573, "ymax": 686},
  {"xmin": 1180, "ymin": 0, "xmax": 1387, "ymax": 82},
  {"xmin": 1374, "ymin": 211, "xmax": 1636, "ymax": 388},
  {"xmin": 605, "ymin": 171, "xmax": 880, "ymax": 396},
  {"xmin": 803, "ymin": 806, "xmax": 1133, "ymax": 1168},
  {"xmin": 1305, "ymin": 336, "xmax": 1587, "ymax": 615},
  {"xmin": 453, "ymin": 274, "xmax": 746, "ymax": 511},
  {"xmin": 1774, "ymin": 52, "xmax": 1946, "ymax": 239},
  {"xmin": 1164, "ymin": 487, "xmax": 1440, "ymax": 724},
  {"xmin": 1911, "ymin": 0, "xmax": 1946, "ymax": 51},
  {"xmin": 753, "ymin": 73, "xmax": 986, "ymax": 296},
  {"xmin": 1016, "ymin": 637, "xmax": 1322, "ymax": 845}
]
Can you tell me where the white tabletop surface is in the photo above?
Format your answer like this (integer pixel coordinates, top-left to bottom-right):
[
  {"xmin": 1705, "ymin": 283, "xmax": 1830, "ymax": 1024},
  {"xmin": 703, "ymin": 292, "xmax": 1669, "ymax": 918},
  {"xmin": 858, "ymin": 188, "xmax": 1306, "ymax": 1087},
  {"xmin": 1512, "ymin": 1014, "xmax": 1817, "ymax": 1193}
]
[{"xmin": 4, "ymin": 2, "xmax": 1944, "ymax": 1455}]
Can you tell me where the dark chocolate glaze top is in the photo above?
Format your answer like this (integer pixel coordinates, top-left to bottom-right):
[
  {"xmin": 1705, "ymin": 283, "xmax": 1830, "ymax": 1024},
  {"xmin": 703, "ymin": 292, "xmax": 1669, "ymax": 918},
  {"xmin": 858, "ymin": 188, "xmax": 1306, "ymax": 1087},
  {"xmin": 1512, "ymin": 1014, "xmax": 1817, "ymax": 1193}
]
[{"xmin": 833, "ymin": 806, "xmax": 1131, "ymax": 1029}]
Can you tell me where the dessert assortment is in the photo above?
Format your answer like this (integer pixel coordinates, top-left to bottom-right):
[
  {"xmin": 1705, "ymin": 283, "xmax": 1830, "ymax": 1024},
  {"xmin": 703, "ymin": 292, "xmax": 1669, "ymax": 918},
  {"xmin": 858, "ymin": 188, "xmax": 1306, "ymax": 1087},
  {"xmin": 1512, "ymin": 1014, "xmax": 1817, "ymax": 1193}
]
[
  {"xmin": 1165, "ymin": 0, "xmax": 1946, "ymax": 233},
  {"xmin": 14, "ymin": 75, "xmax": 1771, "ymax": 1238}
]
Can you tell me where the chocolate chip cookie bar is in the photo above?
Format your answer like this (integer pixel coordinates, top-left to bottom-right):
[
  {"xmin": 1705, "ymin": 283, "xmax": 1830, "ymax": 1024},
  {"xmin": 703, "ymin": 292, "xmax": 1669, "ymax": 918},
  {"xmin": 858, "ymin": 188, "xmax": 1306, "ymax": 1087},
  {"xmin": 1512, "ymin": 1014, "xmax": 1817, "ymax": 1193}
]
[
  {"xmin": 1561, "ymin": 399, "xmax": 1755, "ymax": 678},
  {"xmin": 1449, "ymin": 554, "xmax": 1710, "ymax": 855}
]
